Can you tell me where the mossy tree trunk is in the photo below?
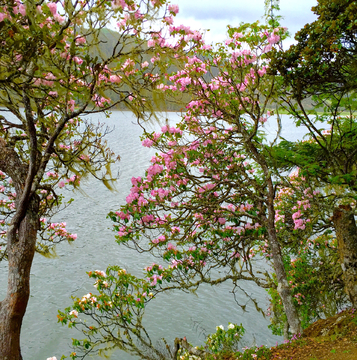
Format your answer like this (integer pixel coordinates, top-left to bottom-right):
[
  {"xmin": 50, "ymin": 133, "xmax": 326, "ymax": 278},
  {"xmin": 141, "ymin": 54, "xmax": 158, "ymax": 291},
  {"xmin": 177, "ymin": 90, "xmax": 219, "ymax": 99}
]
[
  {"xmin": 332, "ymin": 205, "xmax": 357, "ymax": 307},
  {"xmin": 0, "ymin": 200, "xmax": 38, "ymax": 360}
]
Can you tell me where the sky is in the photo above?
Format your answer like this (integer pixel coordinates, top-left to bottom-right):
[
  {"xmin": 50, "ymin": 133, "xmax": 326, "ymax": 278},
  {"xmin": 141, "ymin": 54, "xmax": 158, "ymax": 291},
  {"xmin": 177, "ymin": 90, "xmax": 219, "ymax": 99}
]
[{"xmin": 172, "ymin": 0, "xmax": 318, "ymax": 48}]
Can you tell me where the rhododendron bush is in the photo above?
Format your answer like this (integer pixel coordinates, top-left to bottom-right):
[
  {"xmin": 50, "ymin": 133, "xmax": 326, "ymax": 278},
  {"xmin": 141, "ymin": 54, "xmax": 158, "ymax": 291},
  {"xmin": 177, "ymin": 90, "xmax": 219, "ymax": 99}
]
[
  {"xmin": 59, "ymin": 1, "xmax": 357, "ymax": 357},
  {"xmin": 0, "ymin": 0, "xmax": 203, "ymax": 358},
  {"xmin": 59, "ymin": 21, "xmax": 314, "ymax": 359}
]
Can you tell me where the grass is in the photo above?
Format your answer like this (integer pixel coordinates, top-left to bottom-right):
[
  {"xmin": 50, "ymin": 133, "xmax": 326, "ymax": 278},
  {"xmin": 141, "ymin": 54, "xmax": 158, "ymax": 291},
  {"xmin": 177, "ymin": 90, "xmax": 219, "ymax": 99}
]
[
  {"xmin": 208, "ymin": 308, "xmax": 357, "ymax": 360},
  {"xmin": 264, "ymin": 308, "xmax": 357, "ymax": 360}
]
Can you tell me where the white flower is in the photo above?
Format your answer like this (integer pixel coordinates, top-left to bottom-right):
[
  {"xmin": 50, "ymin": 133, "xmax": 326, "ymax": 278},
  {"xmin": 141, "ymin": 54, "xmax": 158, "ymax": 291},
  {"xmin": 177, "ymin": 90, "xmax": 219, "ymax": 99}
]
[
  {"xmin": 95, "ymin": 270, "xmax": 106, "ymax": 277},
  {"xmin": 81, "ymin": 293, "xmax": 91, "ymax": 302},
  {"xmin": 118, "ymin": 269, "xmax": 126, "ymax": 275},
  {"xmin": 228, "ymin": 323, "xmax": 235, "ymax": 329},
  {"xmin": 47, "ymin": 357, "xmax": 57, "ymax": 360},
  {"xmin": 69, "ymin": 310, "xmax": 78, "ymax": 318},
  {"xmin": 216, "ymin": 325, "xmax": 224, "ymax": 331}
]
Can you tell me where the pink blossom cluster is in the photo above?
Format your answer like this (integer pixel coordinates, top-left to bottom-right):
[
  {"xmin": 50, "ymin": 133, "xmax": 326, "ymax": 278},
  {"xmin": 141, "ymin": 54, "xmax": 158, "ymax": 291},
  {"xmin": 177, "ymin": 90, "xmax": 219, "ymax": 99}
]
[
  {"xmin": 46, "ymin": 222, "xmax": 77, "ymax": 241},
  {"xmin": 108, "ymin": 24, "xmax": 292, "ymax": 288}
]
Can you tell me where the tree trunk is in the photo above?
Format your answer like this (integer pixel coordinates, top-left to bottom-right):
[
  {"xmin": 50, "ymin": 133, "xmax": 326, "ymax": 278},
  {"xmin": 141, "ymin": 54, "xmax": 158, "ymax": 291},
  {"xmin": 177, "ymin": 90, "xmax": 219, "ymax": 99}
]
[
  {"xmin": 263, "ymin": 170, "xmax": 302, "ymax": 336},
  {"xmin": 0, "ymin": 199, "xmax": 39, "ymax": 360},
  {"xmin": 267, "ymin": 226, "xmax": 303, "ymax": 336},
  {"xmin": 332, "ymin": 204, "xmax": 357, "ymax": 306},
  {"xmin": 246, "ymin": 139, "xmax": 302, "ymax": 336}
]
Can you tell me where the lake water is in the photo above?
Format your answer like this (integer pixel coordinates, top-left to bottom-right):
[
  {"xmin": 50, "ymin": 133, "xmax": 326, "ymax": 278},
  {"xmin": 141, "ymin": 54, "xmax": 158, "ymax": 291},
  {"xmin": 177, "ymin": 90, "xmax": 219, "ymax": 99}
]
[{"xmin": 0, "ymin": 111, "xmax": 310, "ymax": 359}]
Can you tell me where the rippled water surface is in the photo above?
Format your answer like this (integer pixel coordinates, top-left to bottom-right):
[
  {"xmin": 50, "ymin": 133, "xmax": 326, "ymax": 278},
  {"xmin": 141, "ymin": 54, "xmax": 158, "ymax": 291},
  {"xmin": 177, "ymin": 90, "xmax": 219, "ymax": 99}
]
[{"xmin": 0, "ymin": 111, "xmax": 310, "ymax": 360}]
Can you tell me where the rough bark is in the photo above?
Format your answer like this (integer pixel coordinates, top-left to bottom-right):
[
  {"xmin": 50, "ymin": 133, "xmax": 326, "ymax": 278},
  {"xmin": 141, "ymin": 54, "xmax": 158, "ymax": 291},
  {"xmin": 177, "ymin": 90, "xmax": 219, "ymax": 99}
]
[
  {"xmin": 266, "ymin": 178, "xmax": 302, "ymax": 336},
  {"xmin": 0, "ymin": 197, "xmax": 39, "ymax": 360},
  {"xmin": 246, "ymin": 138, "xmax": 302, "ymax": 336},
  {"xmin": 0, "ymin": 135, "xmax": 40, "ymax": 359},
  {"xmin": 332, "ymin": 205, "xmax": 357, "ymax": 307},
  {"xmin": 267, "ymin": 224, "xmax": 303, "ymax": 336}
]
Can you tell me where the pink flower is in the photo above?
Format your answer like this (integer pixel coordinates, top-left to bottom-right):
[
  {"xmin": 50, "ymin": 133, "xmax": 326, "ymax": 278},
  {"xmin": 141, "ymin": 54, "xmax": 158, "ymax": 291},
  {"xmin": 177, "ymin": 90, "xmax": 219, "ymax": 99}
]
[
  {"xmin": 0, "ymin": 12, "xmax": 7, "ymax": 22},
  {"xmin": 67, "ymin": 99, "xmax": 75, "ymax": 112},
  {"xmin": 294, "ymin": 219, "xmax": 305, "ymax": 230},
  {"xmin": 258, "ymin": 66, "xmax": 267, "ymax": 77},
  {"xmin": 167, "ymin": 243, "xmax": 177, "ymax": 251},
  {"xmin": 74, "ymin": 56, "xmax": 83, "ymax": 65},
  {"xmin": 147, "ymin": 164, "xmax": 163, "ymax": 176},
  {"xmin": 263, "ymin": 44, "xmax": 272, "ymax": 53},
  {"xmin": 164, "ymin": 16, "xmax": 173, "ymax": 25},
  {"xmin": 259, "ymin": 116, "xmax": 267, "ymax": 124},
  {"xmin": 53, "ymin": 13, "xmax": 64, "ymax": 24},
  {"xmin": 158, "ymin": 235, "xmax": 166, "ymax": 242},
  {"xmin": 126, "ymin": 192, "xmax": 138, "ymax": 204},
  {"xmin": 131, "ymin": 176, "xmax": 141, "ymax": 186},
  {"xmin": 75, "ymin": 36, "xmax": 86, "ymax": 45},
  {"xmin": 141, "ymin": 61, "xmax": 149, "ymax": 68},
  {"xmin": 268, "ymin": 34, "xmax": 280, "ymax": 45},
  {"xmin": 233, "ymin": 32, "xmax": 243, "ymax": 39},
  {"xmin": 58, "ymin": 181, "xmax": 65, "ymax": 188},
  {"xmin": 109, "ymin": 75, "xmax": 121, "ymax": 83},
  {"xmin": 150, "ymin": 274, "xmax": 162, "ymax": 286},
  {"xmin": 142, "ymin": 138, "xmax": 154, "ymax": 147},
  {"xmin": 47, "ymin": 3, "xmax": 57, "ymax": 15},
  {"xmin": 18, "ymin": 4, "xmax": 26, "ymax": 16},
  {"xmin": 168, "ymin": 4, "xmax": 179, "ymax": 14}
]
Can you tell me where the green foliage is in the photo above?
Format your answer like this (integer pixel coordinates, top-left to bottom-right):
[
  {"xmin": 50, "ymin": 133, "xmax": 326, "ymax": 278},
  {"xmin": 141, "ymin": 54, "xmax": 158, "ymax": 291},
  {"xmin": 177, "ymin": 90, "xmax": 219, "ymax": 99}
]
[
  {"xmin": 236, "ymin": 345, "xmax": 272, "ymax": 360},
  {"xmin": 266, "ymin": 3, "xmax": 357, "ymax": 332},
  {"xmin": 267, "ymin": 163, "xmax": 349, "ymax": 336},
  {"xmin": 264, "ymin": 0, "xmax": 283, "ymax": 30},
  {"xmin": 270, "ymin": 0, "xmax": 357, "ymax": 97},
  {"xmin": 177, "ymin": 323, "xmax": 272, "ymax": 360},
  {"xmin": 58, "ymin": 266, "xmax": 161, "ymax": 359},
  {"xmin": 270, "ymin": 115, "xmax": 357, "ymax": 190},
  {"xmin": 179, "ymin": 323, "xmax": 271, "ymax": 360},
  {"xmin": 267, "ymin": 237, "xmax": 346, "ymax": 336},
  {"xmin": 205, "ymin": 323, "xmax": 245, "ymax": 354}
]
